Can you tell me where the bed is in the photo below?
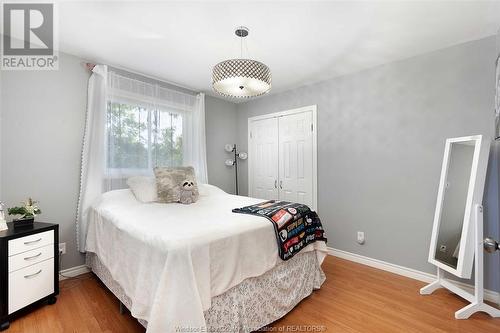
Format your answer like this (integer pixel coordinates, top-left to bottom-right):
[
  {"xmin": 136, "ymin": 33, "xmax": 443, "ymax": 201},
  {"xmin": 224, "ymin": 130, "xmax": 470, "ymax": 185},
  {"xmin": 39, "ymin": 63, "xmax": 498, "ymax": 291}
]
[{"xmin": 85, "ymin": 184, "xmax": 328, "ymax": 333}]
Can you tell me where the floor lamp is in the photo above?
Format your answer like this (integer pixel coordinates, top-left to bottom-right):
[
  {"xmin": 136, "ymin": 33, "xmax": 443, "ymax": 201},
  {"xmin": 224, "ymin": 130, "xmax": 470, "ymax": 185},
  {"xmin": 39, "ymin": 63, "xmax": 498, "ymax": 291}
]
[{"xmin": 225, "ymin": 144, "xmax": 247, "ymax": 195}]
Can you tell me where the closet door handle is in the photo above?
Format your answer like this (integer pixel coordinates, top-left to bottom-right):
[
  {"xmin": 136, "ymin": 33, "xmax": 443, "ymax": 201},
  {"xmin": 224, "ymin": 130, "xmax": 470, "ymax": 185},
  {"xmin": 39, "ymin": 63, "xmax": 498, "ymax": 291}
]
[
  {"xmin": 279, "ymin": 180, "xmax": 283, "ymax": 189},
  {"xmin": 274, "ymin": 180, "xmax": 278, "ymax": 189}
]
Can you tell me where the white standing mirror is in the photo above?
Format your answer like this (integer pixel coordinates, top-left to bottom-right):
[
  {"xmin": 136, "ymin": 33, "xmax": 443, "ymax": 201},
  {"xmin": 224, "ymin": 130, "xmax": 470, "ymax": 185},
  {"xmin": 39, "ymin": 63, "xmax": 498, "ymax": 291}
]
[
  {"xmin": 428, "ymin": 136, "xmax": 486, "ymax": 278},
  {"xmin": 421, "ymin": 135, "xmax": 500, "ymax": 319}
]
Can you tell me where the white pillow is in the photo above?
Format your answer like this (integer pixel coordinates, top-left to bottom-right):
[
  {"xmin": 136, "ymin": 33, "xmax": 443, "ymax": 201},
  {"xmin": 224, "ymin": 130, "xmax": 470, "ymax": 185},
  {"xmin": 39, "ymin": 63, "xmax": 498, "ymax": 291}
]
[{"xmin": 126, "ymin": 176, "xmax": 158, "ymax": 203}]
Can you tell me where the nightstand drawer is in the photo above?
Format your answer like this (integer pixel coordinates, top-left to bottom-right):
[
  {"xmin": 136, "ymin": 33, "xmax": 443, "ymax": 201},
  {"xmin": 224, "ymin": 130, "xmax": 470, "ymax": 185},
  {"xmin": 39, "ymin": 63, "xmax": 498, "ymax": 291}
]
[
  {"xmin": 8, "ymin": 258, "xmax": 54, "ymax": 314},
  {"xmin": 8, "ymin": 244, "xmax": 54, "ymax": 273},
  {"xmin": 8, "ymin": 230, "xmax": 54, "ymax": 256}
]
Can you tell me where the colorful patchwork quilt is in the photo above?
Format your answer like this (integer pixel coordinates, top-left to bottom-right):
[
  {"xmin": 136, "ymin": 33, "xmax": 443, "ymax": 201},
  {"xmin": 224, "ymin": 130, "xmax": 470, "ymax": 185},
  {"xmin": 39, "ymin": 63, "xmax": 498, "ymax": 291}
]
[{"xmin": 232, "ymin": 200, "xmax": 327, "ymax": 260}]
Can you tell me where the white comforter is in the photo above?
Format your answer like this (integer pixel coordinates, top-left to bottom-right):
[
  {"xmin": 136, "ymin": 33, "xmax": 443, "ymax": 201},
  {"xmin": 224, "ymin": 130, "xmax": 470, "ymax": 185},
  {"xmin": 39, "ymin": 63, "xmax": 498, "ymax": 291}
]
[{"xmin": 85, "ymin": 184, "xmax": 327, "ymax": 333}]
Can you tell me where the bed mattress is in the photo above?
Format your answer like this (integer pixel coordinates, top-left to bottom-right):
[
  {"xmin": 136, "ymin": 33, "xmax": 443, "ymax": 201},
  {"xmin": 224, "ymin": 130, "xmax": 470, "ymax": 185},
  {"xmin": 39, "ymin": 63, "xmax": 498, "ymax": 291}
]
[{"xmin": 85, "ymin": 184, "xmax": 327, "ymax": 333}]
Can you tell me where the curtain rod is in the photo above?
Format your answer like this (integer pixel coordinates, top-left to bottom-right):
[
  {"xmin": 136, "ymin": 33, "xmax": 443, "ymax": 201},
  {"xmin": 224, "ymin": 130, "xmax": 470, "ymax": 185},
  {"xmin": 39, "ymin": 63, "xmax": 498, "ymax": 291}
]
[{"xmin": 83, "ymin": 62, "xmax": 198, "ymax": 96}]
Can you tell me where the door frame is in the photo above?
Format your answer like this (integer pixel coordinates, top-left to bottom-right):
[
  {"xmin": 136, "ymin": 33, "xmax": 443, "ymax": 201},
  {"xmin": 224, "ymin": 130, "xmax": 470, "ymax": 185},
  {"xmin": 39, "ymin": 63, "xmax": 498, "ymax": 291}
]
[{"xmin": 248, "ymin": 105, "xmax": 318, "ymax": 211}]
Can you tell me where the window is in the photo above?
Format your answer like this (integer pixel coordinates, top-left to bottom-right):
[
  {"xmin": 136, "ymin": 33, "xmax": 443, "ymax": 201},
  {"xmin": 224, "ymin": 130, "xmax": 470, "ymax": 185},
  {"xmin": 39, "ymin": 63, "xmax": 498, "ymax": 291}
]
[{"xmin": 106, "ymin": 100, "xmax": 183, "ymax": 175}]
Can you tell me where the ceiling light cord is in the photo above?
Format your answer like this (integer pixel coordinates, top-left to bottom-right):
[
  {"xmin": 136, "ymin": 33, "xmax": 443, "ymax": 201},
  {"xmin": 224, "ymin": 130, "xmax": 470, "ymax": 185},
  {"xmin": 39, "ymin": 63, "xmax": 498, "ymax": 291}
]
[
  {"xmin": 245, "ymin": 37, "xmax": 250, "ymax": 60},
  {"xmin": 240, "ymin": 31, "xmax": 243, "ymax": 58}
]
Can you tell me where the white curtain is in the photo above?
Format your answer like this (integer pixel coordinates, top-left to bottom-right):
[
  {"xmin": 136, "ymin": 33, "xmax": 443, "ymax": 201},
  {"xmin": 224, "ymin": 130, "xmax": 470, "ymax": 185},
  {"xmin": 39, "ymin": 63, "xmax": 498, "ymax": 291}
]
[
  {"xmin": 106, "ymin": 71, "xmax": 207, "ymax": 183},
  {"xmin": 77, "ymin": 69, "xmax": 208, "ymax": 252},
  {"xmin": 76, "ymin": 65, "xmax": 108, "ymax": 252},
  {"xmin": 183, "ymin": 93, "xmax": 208, "ymax": 183}
]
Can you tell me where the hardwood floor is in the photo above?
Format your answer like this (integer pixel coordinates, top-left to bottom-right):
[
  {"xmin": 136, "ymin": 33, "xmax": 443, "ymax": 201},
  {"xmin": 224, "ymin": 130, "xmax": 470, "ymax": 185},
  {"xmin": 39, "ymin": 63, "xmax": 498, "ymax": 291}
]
[{"xmin": 6, "ymin": 256, "xmax": 500, "ymax": 332}]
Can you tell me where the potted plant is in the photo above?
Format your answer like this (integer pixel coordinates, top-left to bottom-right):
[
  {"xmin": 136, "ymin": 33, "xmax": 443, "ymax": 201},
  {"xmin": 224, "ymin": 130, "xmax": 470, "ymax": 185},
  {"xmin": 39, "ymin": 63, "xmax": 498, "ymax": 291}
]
[{"xmin": 8, "ymin": 198, "xmax": 41, "ymax": 227}]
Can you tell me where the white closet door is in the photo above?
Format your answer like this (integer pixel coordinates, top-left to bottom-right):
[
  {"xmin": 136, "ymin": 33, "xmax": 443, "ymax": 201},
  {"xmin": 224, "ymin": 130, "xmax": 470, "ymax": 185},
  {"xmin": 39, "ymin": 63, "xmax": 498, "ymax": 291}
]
[
  {"xmin": 278, "ymin": 111, "xmax": 313, "ymax": 207},
  {"xmin": 249, "ymin": 117, "xmax": 279, "ymax": 200}
]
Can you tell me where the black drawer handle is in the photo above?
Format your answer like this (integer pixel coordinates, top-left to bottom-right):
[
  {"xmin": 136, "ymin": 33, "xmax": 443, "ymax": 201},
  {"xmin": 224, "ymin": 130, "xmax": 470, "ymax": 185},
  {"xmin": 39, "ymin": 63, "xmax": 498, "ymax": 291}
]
[
  {"xmin": 24, "ymin": 269, "xmax": 42, "ymax": 279},
  {"xmin": 24, "ymin": 252, "xmax": 42, "ymax": 261},
  {"xmin": 24, "ymin": 238, "xmax": 42, "ymax": 245}
]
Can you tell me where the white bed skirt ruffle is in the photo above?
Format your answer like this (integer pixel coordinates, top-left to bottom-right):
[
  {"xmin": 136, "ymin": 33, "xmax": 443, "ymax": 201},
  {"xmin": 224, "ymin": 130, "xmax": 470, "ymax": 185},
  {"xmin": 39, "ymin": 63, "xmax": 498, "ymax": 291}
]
[{"xmin": 86, "ymin": 251, "xmax": 325, "ymax": 333}]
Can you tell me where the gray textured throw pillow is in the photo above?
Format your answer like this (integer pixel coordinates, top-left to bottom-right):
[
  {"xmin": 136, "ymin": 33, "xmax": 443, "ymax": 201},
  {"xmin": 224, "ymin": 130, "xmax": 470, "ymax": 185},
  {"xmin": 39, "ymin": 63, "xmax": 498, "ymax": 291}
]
[{"xmin": 154, "ymin": 166, "xmax": 199, "ymax": 204}]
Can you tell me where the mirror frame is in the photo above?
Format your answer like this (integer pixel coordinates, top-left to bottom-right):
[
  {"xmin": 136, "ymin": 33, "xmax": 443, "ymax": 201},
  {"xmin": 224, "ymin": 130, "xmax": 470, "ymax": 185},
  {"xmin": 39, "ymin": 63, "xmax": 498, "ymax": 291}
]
[{"xmin": 428, "ymin": 135, "xmax": 490, "ymax": 278}]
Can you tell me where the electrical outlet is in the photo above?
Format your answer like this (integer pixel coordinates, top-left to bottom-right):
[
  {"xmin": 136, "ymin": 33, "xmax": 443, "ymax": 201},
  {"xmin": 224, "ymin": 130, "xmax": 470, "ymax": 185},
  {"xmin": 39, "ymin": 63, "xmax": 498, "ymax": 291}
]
[
  {"xmin": 439, "ymin": 245, "xmax": 447, "ymax": 253},
  {"xmin": 357, "ymin": 231, "xmax": 365, "ymax": 245},
  {"xmin": 59, "ymin": 242, "xmax": 66, "ymax": 255}
]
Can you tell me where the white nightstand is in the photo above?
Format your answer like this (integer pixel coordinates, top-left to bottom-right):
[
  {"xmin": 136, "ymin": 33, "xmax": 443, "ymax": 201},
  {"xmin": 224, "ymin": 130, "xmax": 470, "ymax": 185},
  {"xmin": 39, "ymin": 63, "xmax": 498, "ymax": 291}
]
[{"xmin": 0, "ymin": 222, "xmax": 59, "ymax": 330}]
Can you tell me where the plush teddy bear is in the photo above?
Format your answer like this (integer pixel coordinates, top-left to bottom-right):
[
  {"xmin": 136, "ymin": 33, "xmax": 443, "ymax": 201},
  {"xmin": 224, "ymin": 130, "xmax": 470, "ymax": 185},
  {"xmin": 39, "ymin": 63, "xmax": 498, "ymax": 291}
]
[{"xmin": 179, "ymin": 179, "xmax": 197, "ymax": 204}]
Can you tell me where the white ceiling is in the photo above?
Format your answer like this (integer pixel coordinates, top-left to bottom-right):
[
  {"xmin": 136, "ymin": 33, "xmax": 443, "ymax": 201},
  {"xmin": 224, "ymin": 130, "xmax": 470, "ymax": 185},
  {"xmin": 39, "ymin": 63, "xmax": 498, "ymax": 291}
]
[{"xmin": 56, "ymin": 1, "xmax": 500, "ymax": 98}]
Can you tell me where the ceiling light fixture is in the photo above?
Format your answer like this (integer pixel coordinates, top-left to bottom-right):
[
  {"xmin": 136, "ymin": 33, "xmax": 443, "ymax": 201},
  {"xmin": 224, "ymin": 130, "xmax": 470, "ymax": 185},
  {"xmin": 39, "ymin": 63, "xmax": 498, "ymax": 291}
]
[{"xmin": 212, "ymin": 26, "xmax": 271, "ymax": 98}]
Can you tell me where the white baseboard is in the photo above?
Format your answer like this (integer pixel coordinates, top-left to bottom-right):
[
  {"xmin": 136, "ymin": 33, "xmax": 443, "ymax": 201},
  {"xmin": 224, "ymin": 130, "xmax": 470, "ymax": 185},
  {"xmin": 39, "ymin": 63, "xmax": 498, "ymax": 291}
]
[
  {"xmin": 59, "ymin": 264, "xmax": 90, "ymax": 280},
  {"xmin": 327, "ymin": 247, "xmax": 500, "ymax": 304}
]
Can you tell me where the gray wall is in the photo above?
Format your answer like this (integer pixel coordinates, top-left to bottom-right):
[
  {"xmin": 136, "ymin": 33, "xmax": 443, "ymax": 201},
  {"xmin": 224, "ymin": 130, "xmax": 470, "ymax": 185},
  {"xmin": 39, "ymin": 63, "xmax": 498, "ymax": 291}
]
[
  {"xmin": 236, "ymin": 36, "xmax": 500, "ymax": 291},
  {"xmin": 1, "ymin": 52, "xmax": 89, "ymax": 269},
  {"xmin": 0, "ymin": 52, "xmax": 236, "ymax": 269},
  {"xmin": 205, "ymin": 95, "xmax": 238, "ymax": 194}
]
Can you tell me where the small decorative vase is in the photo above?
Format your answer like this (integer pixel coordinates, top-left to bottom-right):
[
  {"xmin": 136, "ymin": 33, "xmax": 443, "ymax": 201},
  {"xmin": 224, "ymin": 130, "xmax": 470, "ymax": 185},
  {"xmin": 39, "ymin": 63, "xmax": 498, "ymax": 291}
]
[
  {"xmin": 0, "ymin": 219, "xmax": 7, "ymax": 232},
  {"xmin": 13, "ymin": 216, "xmax": 35, "ymax": 228}
]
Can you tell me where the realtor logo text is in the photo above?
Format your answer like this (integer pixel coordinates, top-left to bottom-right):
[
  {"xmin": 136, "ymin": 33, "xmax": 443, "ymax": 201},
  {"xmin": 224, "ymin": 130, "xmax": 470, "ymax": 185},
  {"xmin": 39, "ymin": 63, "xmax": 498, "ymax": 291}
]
[{"xmin": 1, "ymin": 2, "xmax": 58, "ymax": 70}]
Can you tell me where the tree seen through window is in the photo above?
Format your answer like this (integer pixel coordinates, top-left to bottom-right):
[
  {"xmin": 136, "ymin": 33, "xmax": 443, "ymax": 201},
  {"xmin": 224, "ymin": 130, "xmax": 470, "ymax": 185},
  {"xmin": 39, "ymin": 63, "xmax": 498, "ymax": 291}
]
[{"xmin": 106, "ymin": 101, "xmax": 183, "ymax": 170}]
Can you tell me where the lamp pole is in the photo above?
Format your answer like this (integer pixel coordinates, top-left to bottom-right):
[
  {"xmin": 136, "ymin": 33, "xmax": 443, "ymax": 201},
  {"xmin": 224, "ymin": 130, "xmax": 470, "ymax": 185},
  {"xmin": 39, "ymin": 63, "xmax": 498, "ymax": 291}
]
[{"xmin": 233, "ymin": 144, "xmax": 239, "ymax": 195}]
